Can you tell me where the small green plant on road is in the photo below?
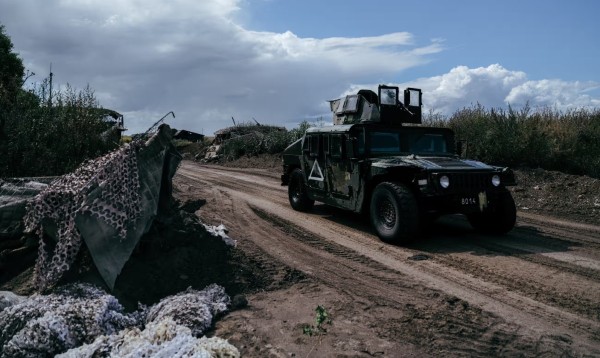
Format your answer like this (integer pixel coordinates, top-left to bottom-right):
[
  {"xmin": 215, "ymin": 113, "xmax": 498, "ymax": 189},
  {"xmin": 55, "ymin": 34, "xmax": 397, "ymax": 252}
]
[{"xmin": 302, "ymin": 305, "xmax": 332, "ymax": 336}]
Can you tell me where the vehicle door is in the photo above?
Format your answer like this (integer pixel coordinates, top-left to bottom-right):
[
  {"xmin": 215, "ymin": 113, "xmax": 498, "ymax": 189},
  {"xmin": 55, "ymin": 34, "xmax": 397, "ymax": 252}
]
[
  {"xmin": 325, "ymin": 133, "xmax": 352, "ymax": 199},
  {"xmin": 302, "ymin": 133, "xmax": 327, "ymax": 194},
  {"xmin": 324, "ymin": 130, "xmax": 366, "ymax": 212}
]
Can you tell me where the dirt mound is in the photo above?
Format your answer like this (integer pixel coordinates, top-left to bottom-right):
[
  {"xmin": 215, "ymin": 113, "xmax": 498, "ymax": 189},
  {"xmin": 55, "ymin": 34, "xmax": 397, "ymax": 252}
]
[
  {"xmin": 0, "ymin": 198, "xmax": 288, "ymax": 312},
  {"xmin": 511, "ymin": 167, "xmax": 600, "ymax": 224}
]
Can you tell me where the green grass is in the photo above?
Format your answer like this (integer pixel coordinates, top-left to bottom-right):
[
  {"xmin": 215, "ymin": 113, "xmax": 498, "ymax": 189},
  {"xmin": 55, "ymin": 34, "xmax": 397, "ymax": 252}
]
[
  {"xmin": 219, "ymin": 121, "xmax": 310, "ymax": 161},
  {"xmin": 424, "ymin": 105, "xmax": 600, "ymax": 178}
]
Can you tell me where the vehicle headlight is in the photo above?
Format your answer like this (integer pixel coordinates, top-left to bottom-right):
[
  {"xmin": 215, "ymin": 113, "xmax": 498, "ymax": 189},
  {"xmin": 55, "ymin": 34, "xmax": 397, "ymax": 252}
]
[
  {"xmin": 439, "ymin": 175, "xmax": 450, "ymax": 189},
  {"xmin": 492, "ymin": 174, "xmax": 501, "ymax": 187}
]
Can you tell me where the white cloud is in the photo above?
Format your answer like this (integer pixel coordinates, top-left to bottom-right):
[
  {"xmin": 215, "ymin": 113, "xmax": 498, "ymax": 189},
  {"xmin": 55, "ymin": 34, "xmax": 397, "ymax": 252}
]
[
  {"xmin": 506, "ymin": 79, "xmax": 600, "ymax": 108},
  {"xmin": 414, "ymin": 64, "xmax": 528, "ymax": 112},
  {"xmin": 1, "ymin": 0, "xmax": 443, "ymax": 134},
  {"xmin": 351, "ymin": 64, "xmax": 599, "ymax": 116}
]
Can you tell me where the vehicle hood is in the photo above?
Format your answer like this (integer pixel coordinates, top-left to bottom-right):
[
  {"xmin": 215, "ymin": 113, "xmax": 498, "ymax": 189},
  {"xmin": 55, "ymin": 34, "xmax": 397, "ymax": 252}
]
[{"xmin": 371, "ymin": 156, "xmax": 495, "ymax": 171}]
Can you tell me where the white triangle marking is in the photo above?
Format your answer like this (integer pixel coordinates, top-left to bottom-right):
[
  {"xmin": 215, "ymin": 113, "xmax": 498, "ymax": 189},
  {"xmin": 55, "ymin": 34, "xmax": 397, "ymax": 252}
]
[{"xmin": 308, "ymin": 161, "xmax": 324, "ymax": 181}]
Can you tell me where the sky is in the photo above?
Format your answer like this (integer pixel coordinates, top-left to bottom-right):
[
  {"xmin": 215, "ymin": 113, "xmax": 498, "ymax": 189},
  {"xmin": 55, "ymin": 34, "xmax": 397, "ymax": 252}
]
[{"xmin": 1, "ymin": 0, "xmax": 599, "ymax": 135}]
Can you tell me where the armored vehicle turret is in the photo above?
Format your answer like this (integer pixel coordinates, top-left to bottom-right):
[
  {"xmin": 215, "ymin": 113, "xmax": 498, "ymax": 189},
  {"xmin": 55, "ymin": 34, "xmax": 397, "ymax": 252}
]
[{"xmin": 281, "ymin": 85, "xmax": 516, "ymax": 244}]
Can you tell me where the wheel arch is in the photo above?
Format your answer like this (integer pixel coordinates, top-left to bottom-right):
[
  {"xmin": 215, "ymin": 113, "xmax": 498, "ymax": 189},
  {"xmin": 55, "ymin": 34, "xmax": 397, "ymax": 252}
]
[
  {"xmin": 361, "ymin": 168, "xmax": 421, "ymax": 214},
  {"xmin": 281, "ymin": 159, "xmax": 301, "ymax": 186}
]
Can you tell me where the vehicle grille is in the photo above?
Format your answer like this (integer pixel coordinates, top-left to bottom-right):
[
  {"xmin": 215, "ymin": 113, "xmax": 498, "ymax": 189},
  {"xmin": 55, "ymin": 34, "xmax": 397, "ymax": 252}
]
[{"xmin": 447, "ymin": 172, "xmax": 492, "ymax": 191}]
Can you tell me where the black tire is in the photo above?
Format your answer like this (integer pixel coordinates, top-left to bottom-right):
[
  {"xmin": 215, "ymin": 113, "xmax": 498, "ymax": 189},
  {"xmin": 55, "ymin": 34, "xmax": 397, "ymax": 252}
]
[
  {"xmin": 467, "ymin": 191, "xmax": 516, "ymax": 234},
  {"xmin": 370, "ymin": 182, "xmax": 419, "ymax": 244},
  {"xmin": 288, "ymin": 168, "xmax": 314, "ymax": 211}
]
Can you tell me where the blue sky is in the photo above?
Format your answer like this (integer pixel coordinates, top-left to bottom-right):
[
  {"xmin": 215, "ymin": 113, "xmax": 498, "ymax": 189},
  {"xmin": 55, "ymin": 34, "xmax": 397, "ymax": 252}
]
[
  {"xmin": 246, "ymin": 1, "xmax": 599, "ymax": 80},
  {"xmin": 1, "ymin": 0, "xmax": 598, "ymax": 134}
]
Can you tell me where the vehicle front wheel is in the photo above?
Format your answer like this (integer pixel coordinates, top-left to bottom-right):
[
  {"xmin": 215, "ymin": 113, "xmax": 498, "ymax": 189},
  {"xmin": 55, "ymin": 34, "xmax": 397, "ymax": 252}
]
[
  {"xmin": 288, "ymin": 168, "xmax": 314, "ymax": 211},
  {"xmin": 370, "ymin": 182, "xmax": 419, "ymax": 244},
  {"xmin": 467, "ymin": 191, "xmax": 516, "ymax": 234}
]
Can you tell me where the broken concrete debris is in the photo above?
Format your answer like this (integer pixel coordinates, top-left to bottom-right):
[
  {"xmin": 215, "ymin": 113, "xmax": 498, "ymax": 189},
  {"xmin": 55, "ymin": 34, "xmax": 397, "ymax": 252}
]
[{"xmin": 203, "ymin": 223, "xmax": 236, "ymax": 247}]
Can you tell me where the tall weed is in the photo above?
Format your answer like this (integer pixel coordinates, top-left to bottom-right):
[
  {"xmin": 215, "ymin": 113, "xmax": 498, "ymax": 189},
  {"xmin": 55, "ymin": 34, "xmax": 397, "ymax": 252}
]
[
  {"xmin": 438, "ymin": 105, "xmax": 600, "ymax": 178},
  {"xmin": 1, "ymin": 82, "xmax": 119, "ymax": 177}
]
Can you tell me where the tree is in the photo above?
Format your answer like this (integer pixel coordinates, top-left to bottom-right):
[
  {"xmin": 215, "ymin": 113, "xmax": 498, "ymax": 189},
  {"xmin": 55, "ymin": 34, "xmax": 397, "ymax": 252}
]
[
  {"xmin": 0, "ymin": 24, "xmax": 120, "ymax": 177},
  {"xmin": 0, "ymin": 24, "xmax": 25, "ymax": 107},
  {"xmin": 0, "ymin": 24, "xmax": 26, "ymax": 143}
]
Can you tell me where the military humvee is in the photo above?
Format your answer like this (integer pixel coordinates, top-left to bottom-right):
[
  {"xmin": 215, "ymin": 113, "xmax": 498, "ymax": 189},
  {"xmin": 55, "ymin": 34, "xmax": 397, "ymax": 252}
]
[{"xmin": 281, "ymin": 85, "xmax": 517, "ymax": 244}]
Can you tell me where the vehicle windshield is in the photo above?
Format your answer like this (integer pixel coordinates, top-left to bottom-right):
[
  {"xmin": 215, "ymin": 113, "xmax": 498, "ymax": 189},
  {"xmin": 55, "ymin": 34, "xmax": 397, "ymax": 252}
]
[{"xmin": 367, "ymin": 129, "xmax": 452, "ymax": 156}]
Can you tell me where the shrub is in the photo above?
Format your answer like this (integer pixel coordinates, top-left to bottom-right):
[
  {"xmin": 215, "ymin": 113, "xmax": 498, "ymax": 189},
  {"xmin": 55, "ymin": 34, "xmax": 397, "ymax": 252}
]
[
  {"xmin": 1, "ymin": 82, "xmax": 119, "ymax": 177},
  {"xmin": 218, "ymin": 120, "xmax": 313, "ymax": 162},
  {"xmin": 433, "ymin": 104, "xmax": 600, "ymax": 178}
]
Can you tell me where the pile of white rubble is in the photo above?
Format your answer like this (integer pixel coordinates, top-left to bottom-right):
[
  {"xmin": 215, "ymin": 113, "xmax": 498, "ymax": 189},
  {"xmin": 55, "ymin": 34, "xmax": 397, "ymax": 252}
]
[{"xmin": 0, "ymin": 283, "xmax": 239, "ymax": 357}]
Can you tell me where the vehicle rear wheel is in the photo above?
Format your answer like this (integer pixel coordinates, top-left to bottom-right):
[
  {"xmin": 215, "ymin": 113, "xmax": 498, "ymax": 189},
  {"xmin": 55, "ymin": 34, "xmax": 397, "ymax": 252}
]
[
  {"xmin": 370, "ymin": 182, "xmax": 419, "ymax": 244},
  {"xmin": 467, "ymin": 191, "xmax": 516, "ymax": 234},
  {"xmin": 288, "ymin": 168, "xmax": 314, "ymax": 211}
]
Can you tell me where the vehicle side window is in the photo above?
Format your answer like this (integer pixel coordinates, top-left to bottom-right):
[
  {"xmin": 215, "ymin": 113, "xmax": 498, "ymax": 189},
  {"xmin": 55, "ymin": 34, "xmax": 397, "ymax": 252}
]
[
  {"xmin": 357, "ymin": 130, "xmax": 365, "ymax": 155},
  {"xmin": 329, "ymin": 134, "xmax": 343, "ymax": 159},
  {"xmin": 309, "ymin": 135, "xmax": 319, "ymax": 157},
  {"xmin": 371, "ymin": 132, "xmax": 400, "ymax": 153},
  {"xmin": 302, "ymin": 135, "xmax": 310, "ymax": 152}
]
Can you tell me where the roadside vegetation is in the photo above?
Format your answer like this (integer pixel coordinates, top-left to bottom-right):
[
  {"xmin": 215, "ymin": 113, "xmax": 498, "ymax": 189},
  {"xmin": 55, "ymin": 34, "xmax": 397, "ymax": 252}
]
[
  {"xmin": 424, "ymin": 105, "xmax": 600, "ymax": 178},
  {"xmin": 0, "ymin": 25, "xmax": 119, "ymax": 177},
  {"xmin": 218, "ymin": 121, "xmax": 310, "ymax": 161},
  {"xmin": 3, "ymin": 22, "xmax": 598, "ymax": 179},
  {"xmin": 199, "ymin": 106, "xmax": 599, "ymax": 179}
]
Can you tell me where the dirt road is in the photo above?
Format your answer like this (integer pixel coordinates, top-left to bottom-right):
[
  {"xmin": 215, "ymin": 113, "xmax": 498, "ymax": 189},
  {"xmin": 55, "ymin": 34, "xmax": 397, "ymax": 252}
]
[{"xmin": 175, "ymin": 161, "xmax": 600, "ymax": 357}]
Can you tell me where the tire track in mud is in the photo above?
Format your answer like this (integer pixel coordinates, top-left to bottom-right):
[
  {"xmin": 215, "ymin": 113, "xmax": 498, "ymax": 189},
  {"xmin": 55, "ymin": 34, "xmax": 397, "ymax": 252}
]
[
  {"xmin": 517, "ymin": 213, "xmax": 600, "ymax": 247},
  {"xmin": 425, "ymin": 244, "xmax": 600, "ymax": 322},
  {"xmin": 414, "ymin": 222, "xmax": 600, "ymax": 321},
  {"xmin": 177, "ymin": 167, "xmax": 537, "ymax": 355},
  {"xmin": 176, "ymin": 162, "xmax": 600, "ymax": 355},
  {"xmin": 208, "ymin": 193, "xmax": 571, "ymax": 356},
  {"xmin": 179, "ymin": 162, "xmax": 600, "ymax": 308},
  {"xmin": 237, "ymin": 205, "xmax": 589, "ymax": 356}
]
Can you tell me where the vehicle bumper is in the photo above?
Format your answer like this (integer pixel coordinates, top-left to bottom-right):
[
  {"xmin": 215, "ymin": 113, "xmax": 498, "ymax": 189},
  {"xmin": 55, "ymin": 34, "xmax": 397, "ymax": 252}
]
[{"xmin": 419, "ymin": 189, "xmax": 509, "ymax": 215}]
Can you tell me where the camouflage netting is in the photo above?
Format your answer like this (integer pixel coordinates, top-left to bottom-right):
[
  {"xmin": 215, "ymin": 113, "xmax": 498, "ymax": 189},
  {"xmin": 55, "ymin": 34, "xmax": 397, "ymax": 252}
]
[
  {"xmin": 0, "ymin": 283, "xmax": 238, "ymax": 357},
  {"xmin": 20, "ymin": 124, "xmax": 182, "ymax": 292},
  {"xmin": 0, "ymin": 283, "xmax": 144, "ymax": 357},
  {"xmin": 145, "ymin": 284, "xmax": 231, "ymax": 337},
  {"xmin": 58, "ymin": 317, "xmax": 240, "ymax": 358},
  {"xmin": 23, "ymin": 142, "xmax": 142, "ymax": 292}
]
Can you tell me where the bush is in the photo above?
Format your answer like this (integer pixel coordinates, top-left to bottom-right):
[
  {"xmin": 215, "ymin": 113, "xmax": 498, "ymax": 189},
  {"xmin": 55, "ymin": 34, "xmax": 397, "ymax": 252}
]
[
  {"xmin": 435, "ymin": 104, "xmax": 600, "ymax": 178},
  {"xmin": 1, "ymin": 82, "xmax": 119, "ymax": 177},
  {"xmin": 219, "ymin": 121, "xmax": 313, "ymax": 162}
]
